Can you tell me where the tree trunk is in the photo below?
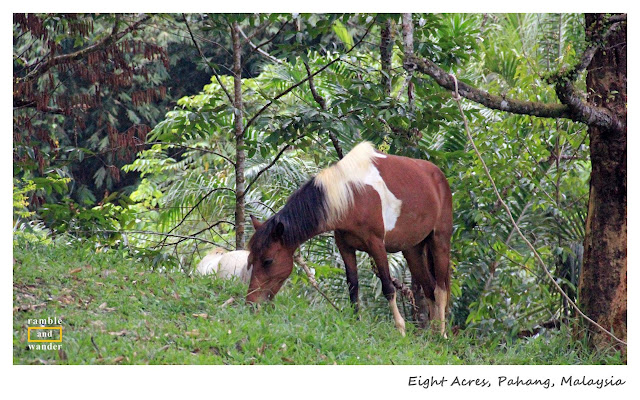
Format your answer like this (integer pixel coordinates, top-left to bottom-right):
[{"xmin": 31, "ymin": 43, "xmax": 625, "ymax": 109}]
[
  {"xmin": 579, "ymin": 13, "xmax": 627, "ymax": 349},
  {"xmin": 379, "ymin": 18, "xmax": 394, "ymax": 96},
  {"xmin": 232, "ymin": 21, "xmax": 246, "ymax": 250},
  {"xmin": 401, "ymin": 13, "xmax": 414, "ymax": 107}
]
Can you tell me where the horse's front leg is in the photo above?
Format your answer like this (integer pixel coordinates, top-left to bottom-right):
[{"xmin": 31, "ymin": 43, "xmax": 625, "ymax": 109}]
[
  {"xmin": 335, "ymin": 231, "xmax": 359, "ymax": 314},
  {"xmin": 367, "ymin": 238, "xmax": 406, "ymax": 336}
]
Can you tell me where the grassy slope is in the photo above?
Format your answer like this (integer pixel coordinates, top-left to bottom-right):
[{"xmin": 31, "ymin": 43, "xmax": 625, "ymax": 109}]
[{"xmin": 13, "ymin": 239, "xmax": 623, "ymax": 365}]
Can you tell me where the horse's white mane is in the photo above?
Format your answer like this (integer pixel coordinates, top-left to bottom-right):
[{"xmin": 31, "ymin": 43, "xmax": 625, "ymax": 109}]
[{"xmin": 314, "ymin": 142, "xmax": 387, "ymax": 225}]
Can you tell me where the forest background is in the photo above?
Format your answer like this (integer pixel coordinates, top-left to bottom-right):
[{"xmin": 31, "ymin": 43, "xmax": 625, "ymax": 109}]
[{"xmin": 11, "ymin": 9, "xmax": 628, "ymax": 374}]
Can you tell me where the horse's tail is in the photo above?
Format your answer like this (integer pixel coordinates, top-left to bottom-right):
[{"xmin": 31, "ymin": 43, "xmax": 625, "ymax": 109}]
[
  {"xmin": 420, "ymin": 159, "xmax": 453, "ymax": 317},
  {"xmin": 423, "ymin": 232, "xmax": 452, "ymax": 312},
  {"xmin": 444, "ymin": 258, "xmax": 452, "ymax": 315}
]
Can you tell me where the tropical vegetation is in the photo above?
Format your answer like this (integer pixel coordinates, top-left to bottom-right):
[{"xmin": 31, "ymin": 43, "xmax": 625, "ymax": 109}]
[{"xmin": 13, "ymin": 13, "xmax": 626, "ymax": 364}]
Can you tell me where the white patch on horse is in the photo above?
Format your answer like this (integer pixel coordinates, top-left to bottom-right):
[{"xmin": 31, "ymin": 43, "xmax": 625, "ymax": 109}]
[
  {"xmin": 315, "ymin": 142, "xmax": 402, "ymax": 228},
  {"xmin": 362, "ymin": 163, "xmax": 402, "ymax": 232}
]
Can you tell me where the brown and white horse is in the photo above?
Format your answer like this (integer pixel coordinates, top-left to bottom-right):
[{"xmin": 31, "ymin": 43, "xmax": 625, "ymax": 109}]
[{"xmin": 246, "ymin": 142, "xmax": 452, "ymax": 336}]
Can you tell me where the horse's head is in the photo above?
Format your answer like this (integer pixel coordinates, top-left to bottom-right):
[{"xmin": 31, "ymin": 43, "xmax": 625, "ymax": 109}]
[{"xmin": 246, "ymin": 215, "xmax": 295, "ymax": 304}]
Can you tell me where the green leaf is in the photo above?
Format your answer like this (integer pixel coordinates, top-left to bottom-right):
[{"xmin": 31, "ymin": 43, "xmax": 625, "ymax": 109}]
[{"xmin": 332, "ymin": 20, "xmax": 353, "ymax": 48}]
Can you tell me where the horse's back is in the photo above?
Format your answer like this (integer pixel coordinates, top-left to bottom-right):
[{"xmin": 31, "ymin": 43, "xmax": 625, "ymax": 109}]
[
  {"xmin": 381, "ymin": 153, "xmax": 450, "ymax": 197},
  {"xmin": 375, "ymin": 153, "xmax": 451, "ymax": 214}
]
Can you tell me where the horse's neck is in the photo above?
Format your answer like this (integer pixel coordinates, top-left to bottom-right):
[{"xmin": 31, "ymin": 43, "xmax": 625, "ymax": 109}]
[{"xmin": 288, "ymin": 224, "xmax": 330, "ymax": 251}]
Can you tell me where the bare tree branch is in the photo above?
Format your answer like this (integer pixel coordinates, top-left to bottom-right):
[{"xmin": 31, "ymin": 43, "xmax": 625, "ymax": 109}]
[
  {"xmin": 244, "ymin": 138, "xmax": 300, "ymax": 195},
  {"xmin": 404, "ymin": 54, "xmax": 571, "ymax": 119},
  {"xmin": 13, "ymin": 99, "xmax": 67, "ymax": 115},
  {"xmin": 571, "ymin": 13, "xmax": 626, "ymax": 77},
  {"xmin": 550, "ymin": 15, "xmax": 627, "ymax": 134},
  {"xmin": 240, "ymin": 20, "xmax": 272, "ymax": 43},
  {"xmin": 242, "ymin": 18, "xmax": 376, "ymax": 137},
  {"xmin": 294, "ymin": 253, "xmax": 340, "ymax": 311},
  {"xmin": 554, "ymin": 78, "xmax": 625, "ymax": 134},
  {"xmin": 238, "ymin": 25, "xmax": 283, "ymax": 64},
  {"xmin": 304, "ymin": 62, "xmax": 326, "ymax": 110},
  {"xmin": 98, "ymin": 229, "xmax": 221, "ymax": 246},
  {"xmin": 250, "ymin": 20, "xmax": 289, "ymax": 54},
  {"xmin": 155, "ymin": 187, "xmax": 236, "ymax": 249},
  {"xmin": 146, "ymin": 141, "xmax": 236, "ymax": 167},
  {"xmin": 182, "ymin": 14, "xmax": 234, "ymax": 105},
  {"xmin": 404, "ymin": 14, "xmax": 626, "ymax": 134},
  {"xmin": 304, "ymin": 61, "xmax": 344, "ymax": 159}
]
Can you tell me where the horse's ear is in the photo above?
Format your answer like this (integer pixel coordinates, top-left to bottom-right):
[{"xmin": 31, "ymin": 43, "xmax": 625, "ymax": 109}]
[
  {"xmin": 272, "ymin": 221, "xmax": 285, "ymax": 240},
  {"xmin": 250, "ymin": 215, "xmax": 263, "ymax": 230}
]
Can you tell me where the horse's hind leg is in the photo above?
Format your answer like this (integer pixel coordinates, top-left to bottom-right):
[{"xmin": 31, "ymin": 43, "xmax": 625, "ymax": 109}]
[
  {"xmin": 402, "ymin": 242, "xmax": 435, "ymax": 328},
  {"xmin": 425, "ymin": 228, "xmax": 452, "ymax": 337}
]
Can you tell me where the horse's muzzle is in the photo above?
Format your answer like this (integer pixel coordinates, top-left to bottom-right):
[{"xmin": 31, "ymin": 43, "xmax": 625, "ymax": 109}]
[{"xmin": 246, "ymin": 289, "xmax": 273, "ymax": 305}]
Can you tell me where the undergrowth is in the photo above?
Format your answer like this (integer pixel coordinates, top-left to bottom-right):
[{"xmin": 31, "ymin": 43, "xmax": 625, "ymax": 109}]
[{"xmin": 13, "ymin": 238, "xmax": 623, "ymax": 365}]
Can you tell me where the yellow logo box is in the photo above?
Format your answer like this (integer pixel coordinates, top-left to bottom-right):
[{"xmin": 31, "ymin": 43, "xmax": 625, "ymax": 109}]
[{"xmin": 28, "ymin": 327, "xmax": 62, "ymax": 343}]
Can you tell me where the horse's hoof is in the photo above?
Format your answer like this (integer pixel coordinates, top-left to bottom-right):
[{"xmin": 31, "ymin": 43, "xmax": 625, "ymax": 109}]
[{"xmin": 396, "ymin": 321, "xmax": 406, "ymax": 337}]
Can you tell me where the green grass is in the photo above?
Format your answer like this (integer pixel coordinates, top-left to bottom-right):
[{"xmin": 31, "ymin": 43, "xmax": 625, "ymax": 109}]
[{"xmin": 13, "ymin": 238, "xmax": 623, "ymax": 365}]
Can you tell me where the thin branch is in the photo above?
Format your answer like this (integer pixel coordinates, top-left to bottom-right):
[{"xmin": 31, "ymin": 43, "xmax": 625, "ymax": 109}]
[
  {"xmin": 238, "ymin": 26, "xmax": 283, "ymax": 64},
  {"xmin": 155, "ymin": 187, "xmax": 236, "ymax": 249},
  {"xmin": 97, "ymin": 229, "xmax": 219, "ymax": 245},
  {"xmin": 245, "ymin": 200, "xmax": 276, "ymax": 214},
  {"xmin": 240, "ymin": 20, "xmax": 272, "ymax": 43},
  {"xmin": 304, "ymin": 62, "xmax": 327, "ymax": 110},
  {"xmin": 13, "ymin": 99, "xmax": 67, "ymax": 115},
  {"xmin": 293, "ymin": 253, "xmax": 340, "ymax": 312},
  {"xmin": 250, "ymin": 20, "xmax": 289, "ymax": 54},
  {"xmin": 146, "ymin": 141, "xmax": 236, "ymax": 167},
  {"xmin": 169, "ymin": 220, "xmax": 236, "ymax": 247},
  {"xmin": 244, "ymin": 136, "xmax": 301, "ymax": 195},
  {"xmin": 242, "ymin": 17, "xmax": 376, "ymax": 136},
  {"xmin": 304, "ymin": 61, "xmax": 344, "ymax": 159},
  {"xmin": 195, "ymin": 205, "xmax": 234, "ymax": 250},
  {"xmin": 182, "ymin": 13, "xmax": 234, "ymax": 105},
  {"xmin": 483, "ymin": 201, "xmax": 533, "ymax": 291},
  {"xmin": 560, "ymin": 15, "xmax": 626, "ymax": 79}
]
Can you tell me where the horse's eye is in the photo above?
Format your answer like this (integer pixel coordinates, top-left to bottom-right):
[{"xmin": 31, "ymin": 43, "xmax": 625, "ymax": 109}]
[{"xmin": 263, "ymin": 258, "xmax": 273, "ymax": 268}]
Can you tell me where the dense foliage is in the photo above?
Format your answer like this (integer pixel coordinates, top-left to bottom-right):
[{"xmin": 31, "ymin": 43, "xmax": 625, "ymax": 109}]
[{"xmin": 14, "ymin": 13, "xmax": 602, "ymax": 347}]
